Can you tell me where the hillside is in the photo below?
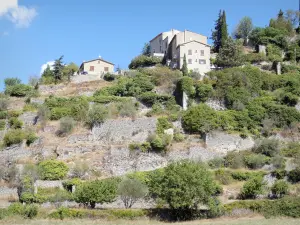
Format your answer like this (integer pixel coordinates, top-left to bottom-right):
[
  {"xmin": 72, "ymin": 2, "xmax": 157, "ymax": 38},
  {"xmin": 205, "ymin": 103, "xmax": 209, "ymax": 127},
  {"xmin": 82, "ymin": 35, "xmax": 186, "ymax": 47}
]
[{"xmin": 1, "ymin": 8, "xmax": 300, "ymax": 224}]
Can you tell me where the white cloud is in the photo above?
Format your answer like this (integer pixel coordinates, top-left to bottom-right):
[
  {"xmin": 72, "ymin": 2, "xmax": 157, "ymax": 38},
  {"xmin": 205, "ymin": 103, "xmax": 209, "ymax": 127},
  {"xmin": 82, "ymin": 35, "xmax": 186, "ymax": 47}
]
[
  {"xmin": 40, "ymin": 61, "xmax": 55, "ymax": 75},
  {"xmin": 0, "ymin": 0, "xmax": 37, "ymax": 28}
]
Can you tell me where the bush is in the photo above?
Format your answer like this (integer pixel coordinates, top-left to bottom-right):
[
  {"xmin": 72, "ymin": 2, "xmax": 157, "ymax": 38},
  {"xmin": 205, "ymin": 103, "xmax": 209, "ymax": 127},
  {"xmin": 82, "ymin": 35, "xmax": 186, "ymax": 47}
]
[
  {"xmin": 129, "ymin": 55, "xmax": 162, "ymax": 69},
  {"xmin": 281, "ymin": 142, "xmax": 300, "ymax": 157},
  {"xmin": 240, "ymin": 176, "xmax": 265, "ymax": 199},
  {"xmin": 252, "ymin": 139, "xmax": 280, "ymax": 157},
  {"xmin": 0, "ymin": 120, "xmax": 5, "ymax": 131},
  {"xmin": 138, "ymin": 92, "xmax": 173, "ymax": 107},
  {"xmin": 244, "ymin": 53, "xmax": 267, "ymax": 63},
  {"xmin": 3, "ymin": 129, "xmax": 25, "ymax": 147},
  {"xmin": 288, "ymin": 167, "xmax": 300, "ymax": 183},
  {"xmin": 4, "ymin": 77, "xmax": 21, "ymax": 87},
  {"xmin": 38, "ymin": 159, "xmax": 69, "ymax": 180},
  {"xmin": 271, "ymin": 169, "xmax": 287, "ymax": 179},
  {"xmin": 5, "ymin": 84, "xmax": 33, "ymax": 97},
  {"xmin": 156, "ymin": 117, "xmax": 173, "ymax": 135},
  {"xmin": 182, "ymin": 104, "xmax": 218, "ymax": 135},
  {"xmin": 0, "ymin": 111, "xmax": 7, "ymax": 119},
  {"xmin": 93, "ymin": 95, "xmax": 131, "ymax": 104},
  {"xmin": 244, "ymin": 153, "xmax": 269, "ymax": 169},
  {"xmin": 149, "ymin": 134, "xmax": 172, "ymax": 152},
  {"xmin": 49, "ymin": 207, "xmax": 84, "ymax": 220},
  {"xmin": 208, "ymin": 158, "xmax": 225, "ymax": 169},
  {"xmin": 8, "ymin": 117, "xmax": 23, "ymax": 129},
  {"xmin": 224, "ymin": 151, "xmax": 245, "ymax": 169},
  {"xmin": 267, "ymin": 44, "xmax": 282, "ymax": 62},
  {"xmin": 118, "ymin": 178, "xmax": 148, "ymax": 208},
  {"xmin": 103, "ymin": 73, "xmax": 116, "ymax": 81},
  {"xmin": 58, "ymin": 116, "xmax": 76, "ymax": 136},
  {"xmin": 231, "ymin": 171, "xmax": 266, "ymax": 181},
  {"xmin": 86, "ymin": 104, "xmax": 108, "ymax": 129},
  {"xmin": 271, "ymin": 180, "xmax": 289, "ymax": 198},
  {"xmin": 63, "ymin": 178, "xmax": 82, "ymax": 192},
  {"xmin": 50, "ymin": 107, "xmax": 72, "ymax": 120},
  {"xmin": 173, "ymin": 133, "xmax": 185, "ymax": 142},
  {"xmin": 7, "ymin": 203, "xmax": 38, "ymax": 219},
  {"xmin": 195, "ymin": 83, "xmax": 213, "ymax": 102},
  {"xmin": 70, "ymin": 162, "xmax": 89, "ymax": 179}
]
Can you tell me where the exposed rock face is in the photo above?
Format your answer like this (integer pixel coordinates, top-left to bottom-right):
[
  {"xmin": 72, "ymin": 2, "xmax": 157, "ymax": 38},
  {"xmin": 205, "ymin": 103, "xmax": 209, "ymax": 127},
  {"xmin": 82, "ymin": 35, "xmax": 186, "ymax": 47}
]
[
  {"xmin": 259, "ymin": 45, "xmax": 266, "ymax": 55},
  {"xmin": 182, "ymin": 92, "xmax": 188, "ymax": 111},
  {"xmin": 0, "ymin": 145, "xmax": 32, "ymax": 162},
  {"xmin": 206, "ymin": 131, "xmax": 255, "ymax": 153},
  {"xmin": 205, "ymin": 99, "xmax": 226, "ymax": 111},
  {"xmin": 30, "ymin": 98, "xmax": 45, "ymax": 105},
  {"xmin": 39, "ymin": 85, "xmax": 65, "ymax": 95},
  {"xmin": 90, "ymin": 118, "xmax": 157, "ymax": 144},
  {"xmin": 35, "ymin": 180, "xmax": 63, "ymax": 189},
  {"xmin": 276, "ymin": 62, "xmax": 281, "ymax": 75},
  {"xmin": 19, "ymin": 112, "xmax": 38, "ymax": 126}
]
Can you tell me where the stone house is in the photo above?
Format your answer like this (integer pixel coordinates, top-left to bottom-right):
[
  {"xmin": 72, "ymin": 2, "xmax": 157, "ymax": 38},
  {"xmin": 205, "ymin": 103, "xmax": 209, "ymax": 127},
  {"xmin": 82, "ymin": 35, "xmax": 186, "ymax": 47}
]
[
  {"xmin": 149, "ymin": 29, "xmax": 211, "ymax": 75},
  {"xmin": 78, "ymin": 58, "xmax": 114, "ymax": 76}
]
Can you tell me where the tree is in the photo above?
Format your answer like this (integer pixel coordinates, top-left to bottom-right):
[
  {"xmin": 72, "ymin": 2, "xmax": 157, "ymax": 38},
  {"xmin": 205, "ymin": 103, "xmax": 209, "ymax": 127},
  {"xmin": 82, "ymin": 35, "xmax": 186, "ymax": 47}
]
[
  {"xmin": 118, "ymin": 178, "xmax": 148, "ymax": 208},
  {"xmin": 285, "ymin": 9, "xmax": 300, "ymax": 27},
  {"xmin": 147, "ymin": 161, "xmax": 221, "ymax": 219},
  {"xmin": 62, "ymin": 62, "xmax": 78, "ymax": 82},
  {"xmin": 53, "ymin": 56, "xmax": 65, "ymax": 84},
  {"xmin": 269, "ymin": 9, "xmax": 294, "ymax": 34},
  {"xmin": 4, "ymin": 78, "xmax": 21, "ymax": 87},
  {"xmin": 86, "ymin": 104, "xmax": 108, "ymax": 129},
  {"xmin": 142, "ymin": 43, "xmax": 151, "ymax": 56},
  {"xmin": 220, "ymin": 11, "xmax": 228, "ymax": 48},
  {"xmin": 234, "ymin": 17, "xmax": 253, "ymax": 45},
  {"xmin": 28, "ymin": 76, "xmax": 39, "ymax": 87},
  {"xmin": 215, "ymin": 38, "xmax": 244, "ymax": 68},
  {"xmin": 212, "ymin": 10, "xmax": 228, "ymax": 53},
  {"xmin": 74, "ymin": 179, "xmax": 118, "ymax": 208},
  {"xmin": 182, "ymin": 54, "xmax": 188, "ymax": 76}
]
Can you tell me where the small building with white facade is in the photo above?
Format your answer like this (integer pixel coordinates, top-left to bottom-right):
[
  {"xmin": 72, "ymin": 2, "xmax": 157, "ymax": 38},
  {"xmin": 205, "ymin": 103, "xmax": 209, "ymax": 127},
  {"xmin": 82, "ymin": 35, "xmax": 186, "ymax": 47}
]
[{"xmin": 78, "ymin": 58, "xmax": 114, "ymax": 76}]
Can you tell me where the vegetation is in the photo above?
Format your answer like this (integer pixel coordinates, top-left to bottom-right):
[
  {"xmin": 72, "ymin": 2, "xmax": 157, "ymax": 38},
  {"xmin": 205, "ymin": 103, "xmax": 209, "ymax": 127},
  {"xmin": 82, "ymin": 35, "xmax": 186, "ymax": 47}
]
[
  {"xmin": 38, "ymin": 160, "xmax": 69, "ymax": 180},
  {"xmin": 234, "ymin": 16, "xmax": 253, "ymax": 45},
  {"xmin": 212, "ymin": 10, "xmax": 228, "ymax": 53},
  {"xmin": 58, "ymin": 116, "xmax": 76, "ymax": 136},
  {"xmin": 129, "ymin": 55, "xmax": 162, "ymax": 69}
]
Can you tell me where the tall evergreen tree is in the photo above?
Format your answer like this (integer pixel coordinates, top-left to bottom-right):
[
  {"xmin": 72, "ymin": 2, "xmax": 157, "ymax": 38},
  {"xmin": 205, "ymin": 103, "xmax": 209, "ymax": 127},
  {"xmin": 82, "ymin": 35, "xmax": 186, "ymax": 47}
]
[
  {"xmin": 182, "ymin": 54, "xmax": 188, "ymax": 76},
  {"xmin": 212, "ymin": 10, "xmax": 228, "ymax": 53},
  {"xmin": 53, "ymin": 56, "xmax": 64, "ymax": 84},
  {"xmin": 220, "ymin": 11, "xmax": 228, "ymax": 49},
  {"xmin": 212, "ymin": 10, "xmax": 222, "ymax": 53}
]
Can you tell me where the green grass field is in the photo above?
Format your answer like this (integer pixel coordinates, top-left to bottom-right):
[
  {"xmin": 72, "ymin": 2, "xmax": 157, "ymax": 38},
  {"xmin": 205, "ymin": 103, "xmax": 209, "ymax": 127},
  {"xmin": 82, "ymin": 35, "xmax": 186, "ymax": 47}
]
[{"xmin": 1, "ymin": 217, "xmax": 299, "ymax": 225}]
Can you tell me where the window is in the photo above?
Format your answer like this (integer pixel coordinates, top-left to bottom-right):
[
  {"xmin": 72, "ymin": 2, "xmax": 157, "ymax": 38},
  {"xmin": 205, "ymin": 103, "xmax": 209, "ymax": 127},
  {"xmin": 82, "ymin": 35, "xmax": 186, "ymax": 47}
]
[
  {"xmin": 98, "ymin": 60, "xmax": 100, "ymax": 64},
  {"xmin": 90, "ymin": 66, "xmax": 94, "ymax": 71},
  {"xmin": 195, "ymin": 50, "xmax": 198, "ymax": 53},
  {"xmin": 188, "ymin": 59, "xmax": 192, "ymax": 64},
  {"xmin": 104, "ymin": 67, "xmax": 109, "ymax": 72},
  {"xmin": 199, "ymin": 60, "xmax": 206, "ymax": 64},
  {"xmin": 195, "ymin": 59, "xmax": 198, "ymax": 62},
  {"xmin": 165, "ymin": 42, "xmax": 168, "ymax": 48},
  {"xmin": 160, "ymin": 46, "xmax": 162, "ymax": 52},
  {"xmin": 153, "ymin": 49, "xmax": 155, "ymax": 53},
  {"xmin": 188, "ymin": 49, "xmax": 192, "ymax": 55},
  {"xmin": 200, "ymin": 50, "xmax": 204, "ymax": 56}
]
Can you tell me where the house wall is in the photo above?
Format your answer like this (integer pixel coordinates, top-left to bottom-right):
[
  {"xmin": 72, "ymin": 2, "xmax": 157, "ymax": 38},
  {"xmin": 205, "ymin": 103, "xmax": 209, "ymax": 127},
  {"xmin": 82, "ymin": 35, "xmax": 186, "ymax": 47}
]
[
  {"xmin": 83, "ymin": 60, "xmax": 114, "ymax": 76},
  {"xmin": 175, "ymin": 30, "xmax": 207, "ymax": 46},
  {"xmin": 178, "ymin": 42, "xmax": 210, "ymax": 74},
  {"xmin": 150, "ymin": 29, "xmax": 180, "ymax": 56}
]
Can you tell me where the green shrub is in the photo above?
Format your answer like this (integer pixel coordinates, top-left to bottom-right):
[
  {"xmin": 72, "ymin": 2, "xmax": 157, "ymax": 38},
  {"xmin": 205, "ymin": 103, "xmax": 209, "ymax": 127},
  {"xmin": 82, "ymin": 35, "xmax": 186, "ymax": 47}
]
[
  {"xmin": 267, "ymin": 44, "xmax": 282, "ymax": 62},
  {"xmin": 244, "ymin": 53, "xmax": 267, "ymax": 63},
  {"xmin": 149, "ymin": 134, "xmax": 171, "ymax": 152},
  {"xmin": 281, "ymin": 142, "xmax": 300, "ymax": 157},
  {"xmin": 7, "ymin": 110, "xmax": 22, "ymax": 118},
  {"xmin": 103, "ymin": 73, "xmax": 116, "ymax": 81},
  {"xmin": 5, "ymin": 84, "xmax": 33, "ymax": 97},
  {"xmin": 195, "ymin": 83, "xmax": 213, "ymax": 102},
  {"xmin": 63, "ymin": 178, "xmax": 82, "ymax": 192},
  {"xmin": 109, "ymin": 209, "xmax": 146, "ymax": 219},
  {"xmin": 271, "ymin": 169, "xmax": 287, "ymax": 179},
  {"xmin": 252, "ymin": 139, "xmax": 280, "ymax": 157},
  {"xmin": 129, "ymin": 55, "xmax": 162, "ymax": 69},
  {"xmin": 0, "ymin": 120, "xmax": 5, "ymax": 131},
  {"xmin": 0, "ymin": 97, "xmax": 9, "ymax": 111},
  {"xmin": 282, "ymin": 64, "xmax": 300, "ymax": 74},
  {"xmin": 58, "ymin": 116, "xmax": 76, "ymax": 136},
  {"xmin": 208, "ymin": 158, "xmax": 225, "ymax": 169},
  {"xmin": 271, "ymin": 180, "xmax": 289, "ymax": 198},
  {"xmin": 288, "ymin": 167, "xmax": 300, "ymax": 183},
  {"xmin": 93, "ymin": 95, "xmax": 131, "ymax": 104},
  {"xmin": 0, "ymin": 111, "xmax": 7, "ymax": 119},
  {"xmin": 38, "ymin": 159, "xmax": 69, "ymax": 180},
  {"xmin": 240, "ymin": 176, "xmax": 265, "ymax": 199},
  {"xmin": 86, "ymin": 104, "xmax": 108, "ymax": 129},
  {"xmin": 244, "ymin": 153, "xmax": 269, "ymax": 169},
  {"xmin": 138, "ymin": 92, "xmax": 173, "ymax": 106},
  {"xmin": 49, "ymin": 207, "xmax": 85, "ymax": 220},
  {"xmin": 7, "ymin": 202, "xmax": 24, "ymax": 215},
  {"xmin": 26, "ymin": 131, "xmax": 38, "ymax": 146},
  {"xmin": 7, "ymin": 203, "xmax": 38, "ymax": 219},
  {"xmin": 182, "ymin": 104, "xmax": 218, "ymax": 135},
  {"xmin": 224, "ymin": 151, "xmax": 245, "ymax": 169},
  {"xmin": 231, "ymin": 171, "xmax": 266, "ymax": 181},
  {"xmin": 156, "ymin": 117, "xmax": 173, "ymax": 135},
  {"xmin": 3, "ymin": 129, "xmax": 25, "ymax": 147},
  {"xmin": 9, "ymin": 117, "xmax": 23, "ymax": 129},
  {"xmin": 173, "ymin": 133, "xmax": 185, "ymax": 142},
  {"xmin": 50, "ymin": 107, "xmax": 72, "ymax": 120}
]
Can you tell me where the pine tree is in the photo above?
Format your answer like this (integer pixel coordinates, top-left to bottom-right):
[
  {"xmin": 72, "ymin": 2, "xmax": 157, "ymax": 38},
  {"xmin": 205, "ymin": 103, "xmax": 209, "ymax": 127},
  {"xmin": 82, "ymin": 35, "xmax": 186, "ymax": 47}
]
[
  {"xmin": 182, "ymin": 54, "xmax": 188, "ymax": 76},
  {"xmin": 220, "ymin": 11, "xmax": 228, "ymax": 49}
]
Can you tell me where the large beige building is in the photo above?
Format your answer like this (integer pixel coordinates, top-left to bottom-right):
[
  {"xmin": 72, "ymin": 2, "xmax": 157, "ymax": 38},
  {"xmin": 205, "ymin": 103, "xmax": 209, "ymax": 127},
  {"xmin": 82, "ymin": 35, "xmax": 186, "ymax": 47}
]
[
  {"xmin": 78, "ymin": 58, "xmax": 114, "ymax": 76},
  {"xmin": 149, "ymin": 29, "xmax": 211, "ymax": 75}
]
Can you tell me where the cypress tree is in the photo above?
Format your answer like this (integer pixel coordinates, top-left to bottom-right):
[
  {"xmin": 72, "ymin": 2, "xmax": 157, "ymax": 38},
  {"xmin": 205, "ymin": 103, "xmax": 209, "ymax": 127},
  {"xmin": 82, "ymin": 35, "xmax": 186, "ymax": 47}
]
[
  {"xmin": 182, "ymin": 54, "xmax": 188, "ymax": 76},
  {"xmin": 220, "ymin": 10, "xmax": 228, "ymax": 49},
  {"xmin": 212, "ymin": 10, "xmax": 222, "ymax": 53}
]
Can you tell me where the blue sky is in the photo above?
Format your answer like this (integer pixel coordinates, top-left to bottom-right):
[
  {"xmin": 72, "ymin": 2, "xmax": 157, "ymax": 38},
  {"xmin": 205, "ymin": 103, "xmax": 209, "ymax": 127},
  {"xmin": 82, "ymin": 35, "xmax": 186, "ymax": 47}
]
[{"xmin": 0, "ymin": 0, "xmax": 298, "ymax": 90}]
